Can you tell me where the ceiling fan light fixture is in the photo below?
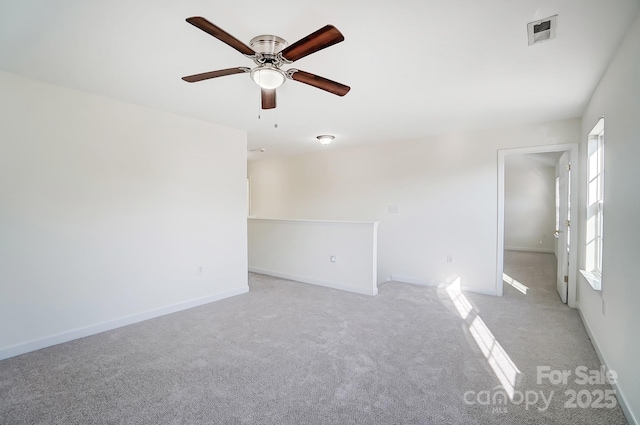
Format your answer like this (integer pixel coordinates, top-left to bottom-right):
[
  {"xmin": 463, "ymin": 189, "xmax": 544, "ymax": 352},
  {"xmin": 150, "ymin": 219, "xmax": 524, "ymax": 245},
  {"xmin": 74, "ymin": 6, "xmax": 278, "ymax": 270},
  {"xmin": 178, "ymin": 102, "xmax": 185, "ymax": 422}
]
[
  {"xmin": 316, "ymin": 135, "xmax": 335, "ymax": 145},
  {"xmin": 183, "ymin": 18, "xmax": 350, "ymax": 108},
  {"xmin": 251, "ymin": 66, "xmax": 286, "ymax": 89}
]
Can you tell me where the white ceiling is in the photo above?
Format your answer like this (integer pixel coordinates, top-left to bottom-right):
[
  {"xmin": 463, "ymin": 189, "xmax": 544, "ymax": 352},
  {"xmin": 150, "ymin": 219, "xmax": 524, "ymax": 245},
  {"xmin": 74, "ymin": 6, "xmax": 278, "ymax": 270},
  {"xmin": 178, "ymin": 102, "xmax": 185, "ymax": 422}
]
[{"xmin": 1, "ymin": 0, "xmax": 638, "ymax": 160}]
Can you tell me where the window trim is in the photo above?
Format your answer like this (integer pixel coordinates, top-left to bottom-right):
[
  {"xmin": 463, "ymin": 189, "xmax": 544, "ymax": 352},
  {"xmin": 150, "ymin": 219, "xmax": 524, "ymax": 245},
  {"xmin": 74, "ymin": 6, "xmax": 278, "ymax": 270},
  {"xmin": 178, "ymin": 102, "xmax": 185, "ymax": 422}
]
[{"xmin": 581, "ymin": 118, "xmax": 605, "ymax": 291}]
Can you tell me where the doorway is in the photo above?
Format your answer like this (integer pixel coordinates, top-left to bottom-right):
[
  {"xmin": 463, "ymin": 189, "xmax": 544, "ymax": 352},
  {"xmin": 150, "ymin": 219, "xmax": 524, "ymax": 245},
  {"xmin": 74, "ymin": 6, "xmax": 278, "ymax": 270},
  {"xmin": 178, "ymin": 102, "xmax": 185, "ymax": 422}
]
[{"xmin": 496, "ymin": 144, "xmax": 579, "ymax": 307}]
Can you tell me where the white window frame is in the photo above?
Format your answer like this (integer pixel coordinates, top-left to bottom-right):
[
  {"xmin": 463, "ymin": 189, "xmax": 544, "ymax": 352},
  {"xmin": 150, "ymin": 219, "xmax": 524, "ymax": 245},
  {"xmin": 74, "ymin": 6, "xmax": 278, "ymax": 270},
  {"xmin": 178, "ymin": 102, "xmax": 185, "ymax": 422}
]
[{"xmin": 583, "ymin": 118, "xmax": 605, "ymax": 289}]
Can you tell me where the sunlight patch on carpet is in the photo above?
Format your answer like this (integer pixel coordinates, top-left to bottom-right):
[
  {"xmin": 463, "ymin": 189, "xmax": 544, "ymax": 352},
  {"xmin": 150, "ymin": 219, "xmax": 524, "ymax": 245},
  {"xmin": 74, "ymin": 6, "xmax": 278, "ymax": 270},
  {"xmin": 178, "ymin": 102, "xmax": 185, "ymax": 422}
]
[{"xmin": 446, "ymin": 277, "xmax": 521, "ymax": 399}]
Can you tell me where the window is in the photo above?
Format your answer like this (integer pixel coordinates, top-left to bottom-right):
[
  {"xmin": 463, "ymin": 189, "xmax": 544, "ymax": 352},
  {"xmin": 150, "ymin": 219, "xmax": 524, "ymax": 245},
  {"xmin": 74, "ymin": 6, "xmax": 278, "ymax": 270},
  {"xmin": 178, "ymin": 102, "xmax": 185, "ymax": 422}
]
[
  {"xmin": 584, "ymin": 118, "xmax": 605, "ymax": 285},
  {"xmin": 555, "ymin": 176, "xmax": 560, "ymax": 233}
]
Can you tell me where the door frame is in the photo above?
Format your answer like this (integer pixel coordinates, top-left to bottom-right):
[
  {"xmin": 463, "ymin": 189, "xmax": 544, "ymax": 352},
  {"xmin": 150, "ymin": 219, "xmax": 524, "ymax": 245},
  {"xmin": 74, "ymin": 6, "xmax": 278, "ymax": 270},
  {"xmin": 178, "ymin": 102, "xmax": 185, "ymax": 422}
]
[
  {"xmin": 496, "ymin": 143, "xmax": 579, "ymax": 308},
  {"xmin": 556, "ymin": 151, "xmax": 570, "ymax": 303}
]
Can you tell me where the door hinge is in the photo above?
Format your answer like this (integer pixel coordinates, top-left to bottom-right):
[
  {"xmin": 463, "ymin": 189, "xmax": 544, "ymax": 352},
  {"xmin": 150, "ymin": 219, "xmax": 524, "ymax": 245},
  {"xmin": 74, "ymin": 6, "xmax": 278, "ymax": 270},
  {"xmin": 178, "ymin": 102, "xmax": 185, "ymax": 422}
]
[
  {"xmin": 566, "ymin": 219, "xmax": 570, "ymax": 227},
  {"xmin": 566, "ymin": 163, "xmax": 571, "ymax": 171},
  {"xmin": 564, "ymin": 275, "xmax": 569, "ymax": 283}
]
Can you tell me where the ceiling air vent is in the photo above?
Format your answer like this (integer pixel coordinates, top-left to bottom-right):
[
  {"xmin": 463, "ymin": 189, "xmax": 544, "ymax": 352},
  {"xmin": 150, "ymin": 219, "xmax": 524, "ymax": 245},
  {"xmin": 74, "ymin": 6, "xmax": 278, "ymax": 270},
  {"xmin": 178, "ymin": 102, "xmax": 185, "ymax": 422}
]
[{"xmin": 527, "ymin": 15, "xmax": 557, "ymax": 46}]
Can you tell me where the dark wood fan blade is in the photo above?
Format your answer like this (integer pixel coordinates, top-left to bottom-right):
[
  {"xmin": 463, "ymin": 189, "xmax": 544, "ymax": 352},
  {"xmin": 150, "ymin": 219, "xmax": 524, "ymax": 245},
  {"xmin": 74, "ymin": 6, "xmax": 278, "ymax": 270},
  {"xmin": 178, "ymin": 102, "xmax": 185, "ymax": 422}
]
[
  {"xmin": 186, "ymin": 17, "xmax": 255, "ymax": 56},
  {"xmin": 289, "ymin": 70, "xmax": 350, "ymax": 96},
  {"xmin": 261, "ymin": 88, "xmax": 276, "ymax": 109},
  {"xmin": 182, "ymin": 67, "xmax": 249, "ymax": 83},
  {"xmin": 280, "ymin": 25, "xmax": 344, "ymax": 62}
]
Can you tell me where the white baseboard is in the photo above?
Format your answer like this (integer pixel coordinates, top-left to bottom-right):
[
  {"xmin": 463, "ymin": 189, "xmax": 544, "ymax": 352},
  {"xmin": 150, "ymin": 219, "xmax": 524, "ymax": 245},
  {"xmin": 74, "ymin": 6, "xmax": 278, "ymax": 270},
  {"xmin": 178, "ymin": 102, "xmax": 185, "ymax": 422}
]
[
  {"xmin": 389, "ymin": 274, "xmax": 498, "ymax": 296},
  {"xmin": 249, "ymin": 267, "xmax": 377, "ymax": 296},
  {"xmin": 0, "ymin": 286, "xmax": 249, "ymax": 361},
  {"xmin": 389, "ymin": 274, "xmax": 444, "ymax": 287},
  {"xmin": 505, "ymin": 246, "xmax": 555, "ymax": 254},
  {"xmin": 578, "ymin": 308, "xmax": 638, "ymax": 425},
  {"xmin": 461, "ymin": 286, "xmax": 498, "ymax": 296}
]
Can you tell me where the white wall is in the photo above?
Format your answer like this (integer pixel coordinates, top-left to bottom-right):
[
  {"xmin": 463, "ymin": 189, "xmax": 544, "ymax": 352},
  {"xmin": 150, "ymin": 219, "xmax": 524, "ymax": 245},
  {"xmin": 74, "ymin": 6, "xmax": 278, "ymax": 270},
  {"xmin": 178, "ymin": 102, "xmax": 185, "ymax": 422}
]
[
  {"xmin": 0, "ymin": 72, "xmax": 248, "ymax": 359},
  {"xmin": 249, "ymin": 119, "xmax": 580, "ymax": 295},
  {"xmin": 577, "ymin": 13, "xmax": 640, "ymax": 424},
  {"xmin": 248, "ymin": 218, "xmax": 378, "ymax": 295},
  {"xmin": 504, "ymin": 158, "xmax": 556, "ymax": 253}
]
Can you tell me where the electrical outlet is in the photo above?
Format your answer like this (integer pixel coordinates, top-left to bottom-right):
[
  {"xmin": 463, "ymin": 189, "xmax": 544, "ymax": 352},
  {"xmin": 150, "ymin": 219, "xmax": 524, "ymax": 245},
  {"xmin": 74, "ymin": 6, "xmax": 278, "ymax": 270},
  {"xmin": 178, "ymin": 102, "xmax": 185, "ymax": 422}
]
[
  {"xmin": 198, "ymin": 266, "xmax": 203, "ymax": 275},
  {"xmin": 446, "ymin": 255, "xmax": 453, "ymax": 263},
  {"xmin": 330, "ymin": 255, "xmax": 336, "ymax": 263}
]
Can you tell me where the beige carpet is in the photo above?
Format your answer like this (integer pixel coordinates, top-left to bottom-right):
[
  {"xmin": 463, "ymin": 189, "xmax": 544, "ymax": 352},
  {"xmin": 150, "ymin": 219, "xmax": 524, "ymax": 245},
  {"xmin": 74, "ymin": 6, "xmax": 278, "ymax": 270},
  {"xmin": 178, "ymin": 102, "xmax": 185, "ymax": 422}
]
[{"xmin": 0, "ymin": 251, "xmax": 627, "ymax": 424}]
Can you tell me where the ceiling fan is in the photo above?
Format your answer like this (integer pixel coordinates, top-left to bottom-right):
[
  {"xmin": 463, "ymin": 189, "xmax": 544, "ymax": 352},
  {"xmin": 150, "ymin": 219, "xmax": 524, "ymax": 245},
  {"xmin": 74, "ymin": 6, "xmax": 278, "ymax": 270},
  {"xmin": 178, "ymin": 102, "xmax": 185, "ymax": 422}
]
[{"xmin": 182, "ymin": 17, "xmax": 351, "ymax": 109}]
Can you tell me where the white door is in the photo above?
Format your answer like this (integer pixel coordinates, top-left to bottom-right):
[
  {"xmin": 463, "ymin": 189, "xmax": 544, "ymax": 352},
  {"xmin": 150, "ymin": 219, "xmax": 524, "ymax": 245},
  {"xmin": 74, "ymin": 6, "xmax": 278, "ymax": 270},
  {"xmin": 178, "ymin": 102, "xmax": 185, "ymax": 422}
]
[{"xmin": 556, "ymin": 152, "xmax": 570, "ymax": 303}]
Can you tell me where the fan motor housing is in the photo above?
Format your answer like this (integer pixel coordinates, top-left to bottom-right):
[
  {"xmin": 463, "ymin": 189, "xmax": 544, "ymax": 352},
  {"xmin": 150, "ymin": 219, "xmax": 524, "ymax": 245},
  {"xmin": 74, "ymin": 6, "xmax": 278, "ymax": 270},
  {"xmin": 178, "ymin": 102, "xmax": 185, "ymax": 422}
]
[{"xmin": 250, "ymin": 35, "xmax": 288, "ymax": 54}]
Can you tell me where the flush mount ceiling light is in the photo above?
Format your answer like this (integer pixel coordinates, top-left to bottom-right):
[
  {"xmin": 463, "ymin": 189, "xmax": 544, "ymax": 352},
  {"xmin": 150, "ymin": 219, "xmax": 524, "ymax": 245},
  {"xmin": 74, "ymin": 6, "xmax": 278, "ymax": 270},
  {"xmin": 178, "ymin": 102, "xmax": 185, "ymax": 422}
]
[
  {"xmin": 316, "ymin": 135, "xmax": 335, "ymax": 145},
  {"xmin": 251, "ymin": 65, "xmax": 286, "ymax": 89}
]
